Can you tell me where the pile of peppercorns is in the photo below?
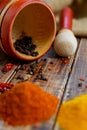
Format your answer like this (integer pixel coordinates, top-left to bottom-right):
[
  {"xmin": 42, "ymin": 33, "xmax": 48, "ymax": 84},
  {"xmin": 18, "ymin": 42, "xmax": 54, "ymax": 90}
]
[{"xmin": 14, "ymin": 36, "xmax": 39, "ymax": 57}]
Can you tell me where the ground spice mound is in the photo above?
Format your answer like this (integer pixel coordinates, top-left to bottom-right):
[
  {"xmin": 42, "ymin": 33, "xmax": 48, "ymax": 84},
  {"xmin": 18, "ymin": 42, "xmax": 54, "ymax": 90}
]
[
  {"xmin": 0, "ymin": 82, "xmax": 58, "ymax": 126},
  {"xmin": 57, "ymin": 94, "xmax": 87, "ymax": 130}
]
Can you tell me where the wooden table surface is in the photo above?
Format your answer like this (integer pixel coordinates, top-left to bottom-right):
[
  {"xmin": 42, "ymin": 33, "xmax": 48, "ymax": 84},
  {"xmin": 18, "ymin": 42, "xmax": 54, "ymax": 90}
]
[{"xmin": 0, "ymin": 37, "xmax": 87, "ymax": 130}]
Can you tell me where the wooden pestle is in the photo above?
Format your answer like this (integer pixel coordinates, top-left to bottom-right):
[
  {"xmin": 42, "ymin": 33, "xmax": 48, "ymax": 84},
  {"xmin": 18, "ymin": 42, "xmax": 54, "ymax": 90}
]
[{"xmin": 54, "ymin": 7, "xmax": 77, "ymax": 57}]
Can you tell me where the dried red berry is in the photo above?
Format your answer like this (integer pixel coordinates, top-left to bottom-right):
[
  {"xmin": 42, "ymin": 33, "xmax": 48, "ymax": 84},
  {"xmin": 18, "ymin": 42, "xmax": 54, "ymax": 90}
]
[
  {"xmin": 79, "ymin": 78, "xmax": 85, "ymax": 82},
  {"xmin": 0, "ymin": 83, "xmax": 14, "ymax": 93},
  {"xmin": 2, "ymin": 63, "xmax": 14, "ymax": 72}
]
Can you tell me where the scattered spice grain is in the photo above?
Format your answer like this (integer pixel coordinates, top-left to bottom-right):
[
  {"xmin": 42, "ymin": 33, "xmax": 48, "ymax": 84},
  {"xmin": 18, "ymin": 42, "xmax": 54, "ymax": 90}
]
[
  {"xmin": 61, "ymin": 58, "xmax": 69, "ymax": 64},
  {"xmin": 2, "ymin": 63, "xmax": 14, "ymax": 72},
  {"xmin": 81, "ymin": 88, "xmax": 85, "ymax": 93},
  {"xmin": 43, "ymin": 58, "xmax": 47, "ymax": 62},
  {"xmin": 85, "ymin": 85, "xmax": 87, "ymax": 88},
  {"xmin": 78, "ymin": 82, "xmax": 82, "ymax": 87},
  {"xmin": 49, "ymin": 61, "xmax": 53, "ymax": 64},
  {"xmin": 0, "ymin": 82, "xmax": 14, "ymax": 93},
  {"xmin": 79, "ymin": 78, "xmax": 85, "ymax": 81},
  {"xmin": 27, "ymin": 61, "xmax": 47, "ymax": 81},
  {"xmin": 27, "ymin": 61, "xmax": 38, "ymax": 75},
  {"xmin": 0, "ymin": 82, "xmax": 58, "ymax": 126}
]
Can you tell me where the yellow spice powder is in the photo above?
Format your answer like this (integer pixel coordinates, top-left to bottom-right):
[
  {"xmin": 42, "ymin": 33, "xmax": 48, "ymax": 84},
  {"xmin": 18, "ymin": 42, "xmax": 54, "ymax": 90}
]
[{"xmin": 57, "ymin": 94, "xmax": 87, "ymax": 130}]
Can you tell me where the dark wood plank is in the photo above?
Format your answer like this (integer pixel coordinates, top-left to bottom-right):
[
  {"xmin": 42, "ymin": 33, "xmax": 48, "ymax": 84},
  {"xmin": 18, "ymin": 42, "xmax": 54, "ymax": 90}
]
[
  {"xmin": 62, "ymin": 38, "xmax": 87, "ymax": 102},
  {"xmin": 54, "ymin": 38, "xmax": 87, "ymax": 130},
  {"xmin": 54, "ymin": 38, "xmax": 82, "ymax": 130},
  {"xmin": 0, "ymin": 49, "xmax": 19, "ymax": 83},
  {"xmin": 10, "ymin": 57, "xmax": 73, "ymax": 130},
  {"xmin": 0, "ymin": 47, "xmax": 74, "ymax": 130}
]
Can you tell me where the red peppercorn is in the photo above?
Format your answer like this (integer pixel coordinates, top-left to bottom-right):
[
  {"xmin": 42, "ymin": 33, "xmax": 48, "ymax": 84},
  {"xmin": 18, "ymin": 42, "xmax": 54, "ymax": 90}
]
[
  {"xmin": 0, "ymin": 83, "xmax": 14, "ymax": 93},
  {"xmin": 79, "ymin": 78, "xmax": 85, "ymax": 82},
  {"xmin": 0, "ymin": 82, "xmax": 13, "ymax": 87},
  {"xmin": 2, "ymin": 63, "xmax": 14, "ymax": 72},
  {"xmin": 85, "ymin": 85, "xmax": 87, "ymax": 88},
  {"xmin": 0, "ymin": 87, "xmax": 4, "ymax": 92}
]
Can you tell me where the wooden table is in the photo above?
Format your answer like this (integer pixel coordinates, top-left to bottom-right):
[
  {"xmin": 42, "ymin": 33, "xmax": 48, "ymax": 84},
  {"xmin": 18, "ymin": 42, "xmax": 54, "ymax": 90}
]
[{"xmin": 0, "ymin": 37, "xmax": 87, "ymax": 130}]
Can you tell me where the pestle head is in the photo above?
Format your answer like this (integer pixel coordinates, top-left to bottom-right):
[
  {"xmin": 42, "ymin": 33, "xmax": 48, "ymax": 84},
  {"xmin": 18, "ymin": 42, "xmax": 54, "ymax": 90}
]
[
  {"xmin": 54, "ymin": 7, "xmax": 77, "ymax": 57},
  {"xmin": 54, "ymin": 29, "xmax": 77, "ymax": 57}
]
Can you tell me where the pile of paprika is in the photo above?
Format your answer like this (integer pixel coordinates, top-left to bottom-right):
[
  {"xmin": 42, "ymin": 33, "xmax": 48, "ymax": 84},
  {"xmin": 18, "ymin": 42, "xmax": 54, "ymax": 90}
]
[{"xmin": 0, "ymin": 81, "xmax": 58, "ymax": 126}]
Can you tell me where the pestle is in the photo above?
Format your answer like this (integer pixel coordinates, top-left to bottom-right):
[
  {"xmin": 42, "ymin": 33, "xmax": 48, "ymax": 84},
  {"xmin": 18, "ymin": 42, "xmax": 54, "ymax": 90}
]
[{"xmin": 54, "ymin": 7, "xmax": 77, "ymax": 57}]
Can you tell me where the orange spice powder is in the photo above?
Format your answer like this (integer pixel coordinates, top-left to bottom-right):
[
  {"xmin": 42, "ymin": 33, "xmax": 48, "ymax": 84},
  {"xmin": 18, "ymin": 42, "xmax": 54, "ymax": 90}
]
[{"xmin": 0, "ymin": 81, "xmax": 58, "ymax": 126}]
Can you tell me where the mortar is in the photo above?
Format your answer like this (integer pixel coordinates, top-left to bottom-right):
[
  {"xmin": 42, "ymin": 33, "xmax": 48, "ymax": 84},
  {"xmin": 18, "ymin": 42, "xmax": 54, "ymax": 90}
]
[{"xmin": 0, "ymin": 0, "xmax": 56, "ymax": 61}]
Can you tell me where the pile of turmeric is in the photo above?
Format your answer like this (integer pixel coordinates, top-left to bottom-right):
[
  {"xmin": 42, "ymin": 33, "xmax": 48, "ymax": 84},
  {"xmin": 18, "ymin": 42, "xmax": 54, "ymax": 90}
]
[
  {"xmin": 0, "ymin": 81, "xmax": 58, "ymax": 126},
  {"xmin": 57, "ymin": 94, "xmax": 87, "ymax": 130}
]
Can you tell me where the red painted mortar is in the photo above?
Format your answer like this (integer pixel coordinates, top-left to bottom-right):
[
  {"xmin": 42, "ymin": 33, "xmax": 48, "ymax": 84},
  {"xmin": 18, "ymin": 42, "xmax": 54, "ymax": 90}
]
[{"xmin": 0, "ymin": 0, "xmax": 56, "ymax": 61}]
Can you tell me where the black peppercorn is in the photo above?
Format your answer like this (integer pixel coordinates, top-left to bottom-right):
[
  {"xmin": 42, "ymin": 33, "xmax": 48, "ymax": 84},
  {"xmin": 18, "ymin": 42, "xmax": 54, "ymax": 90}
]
[{"xmin": 14, "ymin": 36, "xmax": 39, "ymax": 57}]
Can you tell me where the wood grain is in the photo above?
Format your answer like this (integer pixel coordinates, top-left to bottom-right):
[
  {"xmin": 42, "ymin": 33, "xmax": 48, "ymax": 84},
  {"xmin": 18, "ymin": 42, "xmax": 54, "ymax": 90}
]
[
  {"xmin": 0, "ymin": 47, "xmax": 74, "ymax": 130},
  {"xmin": 62, "ymin": 38, "xmax": 87, "ymax": 102}
]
